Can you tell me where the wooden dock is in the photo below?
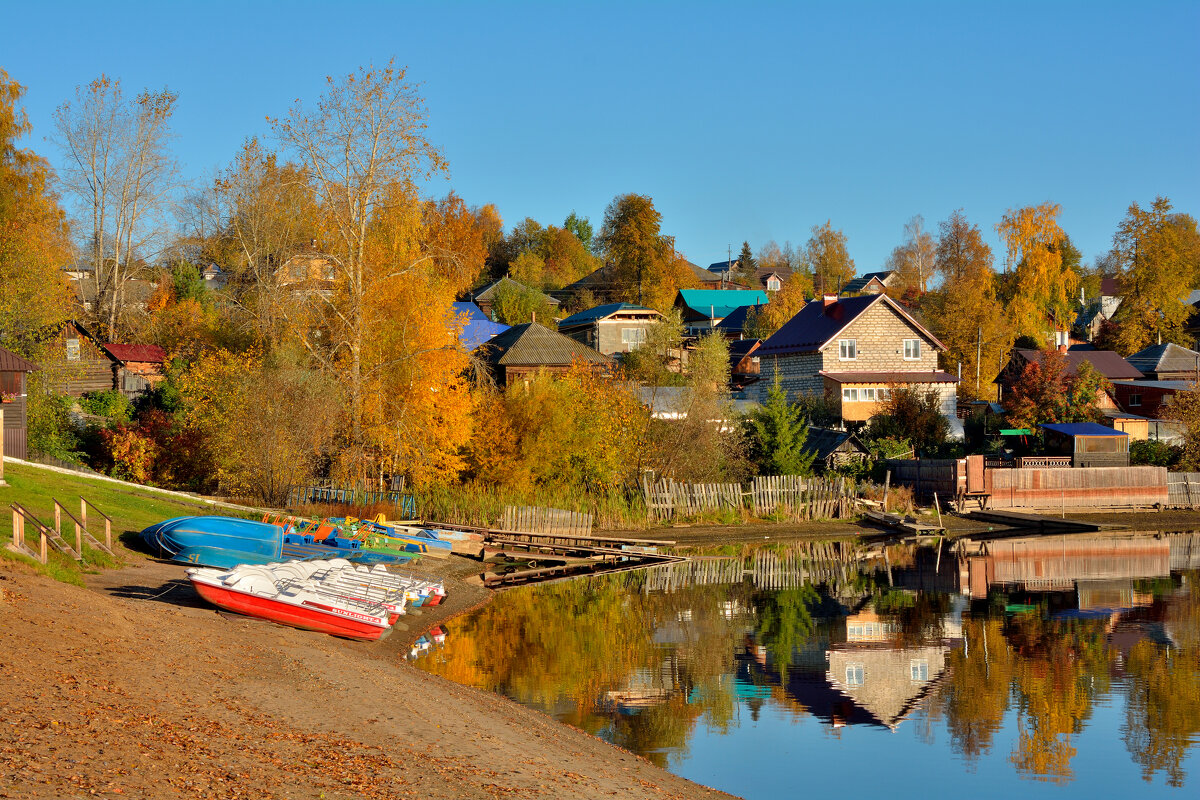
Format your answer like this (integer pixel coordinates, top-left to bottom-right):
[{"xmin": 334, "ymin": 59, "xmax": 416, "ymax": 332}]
[
  {"xmin": 482, "ymin": 553, "xmax": 688, "ymax": 589},
  {"xmin": 965, "ymin": 509, "xmax": 1127, "ymax": 533},
  {"xmin": 861, "ymin": 510, "xmax": 944, "ymax": 537}
]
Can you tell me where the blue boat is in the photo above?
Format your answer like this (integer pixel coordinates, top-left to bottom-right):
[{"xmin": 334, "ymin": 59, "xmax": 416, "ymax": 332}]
[{"xmin": 140, "ymin": 516, "xmax": 415, "ymax": 569}]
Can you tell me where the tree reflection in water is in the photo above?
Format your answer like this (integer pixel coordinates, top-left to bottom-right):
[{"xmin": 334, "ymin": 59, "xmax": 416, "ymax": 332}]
[{"xmin": 412, "ymin": 550, "xmax": 1200, "ymax": 788}]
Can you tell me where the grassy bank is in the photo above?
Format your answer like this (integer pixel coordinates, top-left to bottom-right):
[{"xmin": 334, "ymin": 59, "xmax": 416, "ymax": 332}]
[{"xmin": 0, "ymin": 461, "xmax": 223, "ymax": 583}]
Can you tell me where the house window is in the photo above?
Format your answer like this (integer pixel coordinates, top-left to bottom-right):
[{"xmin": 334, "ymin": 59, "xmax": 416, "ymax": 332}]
[
  {"xmin": 842, "ymin": 388, "xmax": 858, "ymax": 402},
  {"xmin": 1129, "ymin": 394, "xmax": 1142, "ymax": 407},
  {"xmin": 839, "ymin": 339, "xmax": 856, "ymax": 360},
  {"xmin": 910, "ymin": 660, "xmax": 929, "ymax": 681},
  {"xmin": 846, "ymin": 664, "xmax": 865, "ymax": 687},
  {"xmin": 861, "ymin": 388, "xmax": 876, "ymax": 401},
  {"xmin": 621, "ymin": 328, "xmax": 647, "ymax": 349},
  {"xmin": 903, "ymin": 339, "xmax": 921, "ymax": 360},
  {"xmin": 290, "ymin": 261, "xmax": 306, "ymax": 280},
  {"xmin": 767, "ymin": 276, "xmax": 781, "ymax": 291},
  {"xmin": 66, "ymin": 338, "xmax": 80, "ymax": 361}
]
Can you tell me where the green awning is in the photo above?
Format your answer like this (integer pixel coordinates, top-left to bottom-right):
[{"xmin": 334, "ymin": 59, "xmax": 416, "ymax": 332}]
[{"xmin": 999, "ymin": 428, "xmax": 1032, "ymax": 436}]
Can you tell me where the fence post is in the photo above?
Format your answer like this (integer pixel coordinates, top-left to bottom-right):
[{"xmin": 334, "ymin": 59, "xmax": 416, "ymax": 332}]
[{"xmin": 884, "ymin": 471, "xmax": 891, "ymax": 513}]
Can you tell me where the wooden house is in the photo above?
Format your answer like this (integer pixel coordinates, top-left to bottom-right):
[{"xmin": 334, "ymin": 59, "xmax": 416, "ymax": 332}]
[
  {"xmin": 996, "ymin": 347, "xmax": 1144, "ymax": 400},
  {"xmin": 471, "ymin": 276, "xmax": 560, "ymax": 322},
  {"xmin": 45, "ymin": 321, "xmax": 119, "ymax": 397},
  {"xmin": 1111, "ymin": 379, "xmax": 1192, "ymax": 418},
  {"xmin": 0, "ymin": 345, "xmax": 38, "ymax": 460},
  {"xmin": 675, "ymin": 289, "xmax": 770, "ymax": 334},
  {"xmin": 105, "ymin": 343, "xmax": 167, "ymax": 398},
  {"xmin": 475, "ymin": 322, "xmax": 612, "ymax": 387},
  {"xmin": 1125, "ymin": 342, "xmax": 1200, "ymax": 381},
  {"xmin": 729, "ymin": 339, "xmax": 762, "ymax": 391},
  {"xmin": 556, "ymin": 303, "xmax": 664, "ymax": 356},
  {"xmin": 756, "ymin": 294, "xmax": 957, "ymax": 425},
  {"xmin": 803, "ymin": 427, "xmax": 871, "ymax": 471}
]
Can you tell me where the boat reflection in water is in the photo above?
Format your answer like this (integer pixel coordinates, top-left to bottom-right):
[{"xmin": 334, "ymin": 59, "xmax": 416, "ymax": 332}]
[{"xmin": 410, "ymin": 532, "xmax": 1200, "ymax": 798}]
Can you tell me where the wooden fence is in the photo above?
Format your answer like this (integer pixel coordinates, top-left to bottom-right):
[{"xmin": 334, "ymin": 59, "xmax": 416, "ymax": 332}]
[
  {"xmin": 883, "ymin": 458, "xmax": 961, "ymax": 498},
  {"xmin": 500, "ymin": 505, "xmax": 594, "ymax": 537},
  {"xmin": 641, "ymin": 477, "xmax": 742, "ymax": 520},
  {"xmin": 987, "ymin": 466, "xmax": 1168, "ymax": 510},
  {"xmin": 643, "ymin": 474, "xmax": 857, "ymax": 521},
  {"xmin": 751, "ymin": 475, "xmax": 806, "ymax": 515},
  {"xmin": 289, "ymin": 484, "xmax": 417, "ymax": 516},
  {"xmin": 1167, "ymin": 472, "xmax": 1200, "ymax": 509}
]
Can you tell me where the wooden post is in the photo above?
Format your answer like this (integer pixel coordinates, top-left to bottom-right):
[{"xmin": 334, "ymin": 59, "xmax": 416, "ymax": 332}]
[
  {"xmin": 884, "ymin": 471, "xmax": 891, "ymax": 513},
  {"xmin": 11, "ymin": 507, "xmax": 20, "ymax": 551},
  {"xmin": 935, "ymin": 535, "xmax": 944, "ymax": 573},
  {"xmin": 0, "ymin": 407, "xmax": 5, "ymax": 486},
  {"xmin": 933, "ymin": 492, "xmax": 943, "ymax": 529}
]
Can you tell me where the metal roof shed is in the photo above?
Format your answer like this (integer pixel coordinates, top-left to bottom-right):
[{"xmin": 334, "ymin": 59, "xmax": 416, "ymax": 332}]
[{"xmin": 1041, "ymin": 422, "xmax": 1129, "ymax": 468}]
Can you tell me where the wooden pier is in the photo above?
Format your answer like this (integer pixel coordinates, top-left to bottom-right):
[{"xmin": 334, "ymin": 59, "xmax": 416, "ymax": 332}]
[
  {"xmin": 965, "ymin": 509, "xmax": 1127, "ymax": 533},
  {"xmin": 861, "ymin": 510, "xmax": 944, "ymax": 538}
]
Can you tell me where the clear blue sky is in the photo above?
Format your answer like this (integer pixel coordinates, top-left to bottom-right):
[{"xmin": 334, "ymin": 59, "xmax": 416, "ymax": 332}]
[{"xmin": 5, "ymin": 1, "xmax": 1198, "ymax": 273}]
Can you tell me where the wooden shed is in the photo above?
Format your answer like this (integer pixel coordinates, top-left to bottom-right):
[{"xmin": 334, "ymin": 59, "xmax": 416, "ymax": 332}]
[
  {"xmin": 0, "ymin": 345, "xmax": 39, "ymax": 460},
  {"xmin": 1041, "ymin": 422, "xmax": 1130, "ymax": 468}
]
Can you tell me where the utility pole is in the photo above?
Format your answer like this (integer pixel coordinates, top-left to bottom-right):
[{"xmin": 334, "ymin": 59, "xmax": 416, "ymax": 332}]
[{"xmin": 976, "ymin": 326, "xmax": 982, "ymax": 396}]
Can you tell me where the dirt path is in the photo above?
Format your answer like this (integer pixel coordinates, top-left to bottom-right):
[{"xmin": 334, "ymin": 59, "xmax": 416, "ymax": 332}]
[{"xmin": 0, "ymin": 555, "xmax": 736, "ymax": 800}]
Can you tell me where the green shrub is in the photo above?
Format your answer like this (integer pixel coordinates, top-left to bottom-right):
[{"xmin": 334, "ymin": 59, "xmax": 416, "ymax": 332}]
[
  {"xmin": 79, "ymin": 389, "xmax": 132, "ymax": 422},
  {"xmin": 1130, "ymin": 439, "xmax": 1180, "ymax": 468}
]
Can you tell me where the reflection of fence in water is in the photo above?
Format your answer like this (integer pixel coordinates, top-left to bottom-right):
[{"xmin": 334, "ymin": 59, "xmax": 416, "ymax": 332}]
[
  {"xmin": 644, "ymin": 541, "xmax": 862, "ymax": 593},
  {"xmin": 1169, "ymin": 532, "xmax": 1200, "ymax": 570}
]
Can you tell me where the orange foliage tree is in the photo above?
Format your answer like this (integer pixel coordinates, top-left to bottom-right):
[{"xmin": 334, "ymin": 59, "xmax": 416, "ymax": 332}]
[{"xmin": 996, "ymin": 203, "xmax": 1078, "ymax": 340}]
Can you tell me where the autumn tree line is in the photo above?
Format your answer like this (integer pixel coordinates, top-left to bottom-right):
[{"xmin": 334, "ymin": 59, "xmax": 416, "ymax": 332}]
[{"xmin": 2, "ymin": 63, "xmax": 1199, "ymax": 503}]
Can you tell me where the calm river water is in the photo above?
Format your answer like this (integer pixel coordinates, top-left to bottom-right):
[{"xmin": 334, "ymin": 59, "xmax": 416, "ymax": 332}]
[{"xmin": 411, "ymin": 533, "xmax": 1200, "ymax": 798}]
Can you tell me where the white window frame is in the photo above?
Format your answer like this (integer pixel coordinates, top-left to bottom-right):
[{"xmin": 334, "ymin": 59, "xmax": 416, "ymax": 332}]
[
  {"xmin": 767, "ymin": 276, "xmax": 781, "ymax": 291},
  {"xmin": 903, "ymin": 339, "xmax": 922, "ymax": 360},
  {"xmin": 841, "ymin": 387, "xmax": 858, "ymax": 402},
  {"xmin": 621, "ymin": 327, "xmax": 646, "ymax": 350},
  {"xmin": 839, "ymin": 339, "xmax": 857, "ymax": 360},
  {"xmin": 846, "ymin": 664, "xmax": 865, "ymax": 686},
  {"xmin": 861, "ymin": 388, "xmax": 876, "ymax": 401},
  {"xmin": 66, "ymin": 338, "xmax": 80, "ymax": 362},
  {"xmin": 910, "ymin": 659, "xmax": 929, "ymax": 681}
]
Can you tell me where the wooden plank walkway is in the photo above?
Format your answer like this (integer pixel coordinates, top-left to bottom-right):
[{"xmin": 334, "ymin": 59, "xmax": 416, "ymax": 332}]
[
  {"xmin": 861, "ymin": 510, "xmax": 944, "ymax": 537},
  {"xmin": 482, "ymin": 554, "xmax": 689, "ymax": 590},
  {"xmin": 966, "ymin": 509, "xmax": 1127, "ymax": 532}
]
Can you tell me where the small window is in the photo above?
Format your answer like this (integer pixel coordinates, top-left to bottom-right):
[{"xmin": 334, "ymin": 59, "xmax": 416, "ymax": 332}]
[
  {"xmin": 861, "ymin": 388, "xmax": 876, "ymax": 401},
  {"xmin": 910, "ymin": 660, "xmax": 929, "ymax": 681},
  {"xmin": 1129, "ymin": 394, "xmax": 1142, "ymax": 407},
  {"xmin": 66, "ymin": 338, "xmax": 80, "ymax": 361},
  {"xmin": 846, "ymin": 664, "xmax": 865, "ymax": 686},
  {"xmin": 289, "ymin": 261, "xmax": 306, "ymax": 280},
  {"xmin": 903, "ymin": 339, "xmax": 921, "ymax": 360},
  {"xmin": 767, "ymin": 276, "xmax": 781, "ymax": 291},
  {"xmin": 839, "ymin": 339, "xmax": 856, "ymax": 360},
  {"xmin": 842, "ymin": 387, "xmax": 858, "ymax": 402}
]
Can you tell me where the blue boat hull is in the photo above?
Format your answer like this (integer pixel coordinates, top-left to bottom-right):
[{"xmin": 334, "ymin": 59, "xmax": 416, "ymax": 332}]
[{"xmin": 141, "ymin": 515, "xmax": 415, "ymax": 568}]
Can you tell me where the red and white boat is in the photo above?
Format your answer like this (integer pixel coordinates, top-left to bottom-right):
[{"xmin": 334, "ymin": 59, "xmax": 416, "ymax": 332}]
[{"xmin": 187, "ymin": 567, "xmax": 392, "ymax": 641}]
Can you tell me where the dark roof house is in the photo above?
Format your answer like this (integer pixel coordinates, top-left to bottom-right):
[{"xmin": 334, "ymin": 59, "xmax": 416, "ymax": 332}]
[
  {"xmin": 1126, "ymin": 342, "xmax": 1200, "ymax": 381},
  {"xmin": 997, "ymin": 348, "xmax": 1143, "ymax": 395},
  {"xmin": 557, "ymin": 303, "xmax": 664, "ymax": 356},
  {"xmin": 842, "ymin": 271, "xmax": 895, "ymax": 295},
  {"xmin": 475, "ymin": 322, "xmax": 612, "ymax": 386},
  {"xmin": 471, "ymin": 277, "xmax": 560, "ymax": 322}
]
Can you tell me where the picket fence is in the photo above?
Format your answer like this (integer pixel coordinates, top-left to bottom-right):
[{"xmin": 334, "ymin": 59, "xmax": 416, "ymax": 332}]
[
  {"xmin": 501, "ymin": 505, "xmax": 594, "ymax": 537},
  {"xmin": 642, "ymin": 474, "xmax": 857, "ymax": 521}
]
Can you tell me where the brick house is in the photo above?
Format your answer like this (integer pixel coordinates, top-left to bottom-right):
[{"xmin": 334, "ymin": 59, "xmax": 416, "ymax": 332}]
[{"xmin": 756, "ymin": 294, "xmax": 957, "ymax": 424}]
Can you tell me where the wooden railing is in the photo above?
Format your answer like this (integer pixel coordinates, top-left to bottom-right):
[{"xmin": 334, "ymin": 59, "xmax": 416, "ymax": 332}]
[
  {"xmin": 1014, "ymin": 456, "xmax": 1072, "ymax": 469},
  {"xmin": 80, "ymin": 496, "xmax": 113, "ymax": 552}
]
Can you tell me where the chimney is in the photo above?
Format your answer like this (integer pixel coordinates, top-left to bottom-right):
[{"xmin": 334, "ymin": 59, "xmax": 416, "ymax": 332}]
[{"xmin": 823, "ymin": 294, "xmax": 837, "ymax": 311}]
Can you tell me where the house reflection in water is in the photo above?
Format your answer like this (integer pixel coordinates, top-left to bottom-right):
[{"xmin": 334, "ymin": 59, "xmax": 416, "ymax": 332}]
[
  {"xmin": 825, "ymin": 603, "xmax": 962, "ymax": 730},
  {"xmin": 739, "ymin": 599, "xmax": 965, "ymax": 732}
]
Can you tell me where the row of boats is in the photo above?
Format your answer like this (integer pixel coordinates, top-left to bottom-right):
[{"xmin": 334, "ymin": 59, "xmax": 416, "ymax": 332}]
[
  {"xmin": 187, "ymin": 558, "xmax": 446, "ymax": 641},
  {"xmin": 141, "ymin": 514, "xmax": 468, "ymax": 569},
  {"xmin": 141, "ymin": 514, "xmax": 458, "ymax": 641}
]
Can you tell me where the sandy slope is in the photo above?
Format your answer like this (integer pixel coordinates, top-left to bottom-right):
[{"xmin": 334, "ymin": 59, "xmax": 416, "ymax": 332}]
[{"xmin": 0, "ymin": 558, "xmax": 736, "ymax": 800}]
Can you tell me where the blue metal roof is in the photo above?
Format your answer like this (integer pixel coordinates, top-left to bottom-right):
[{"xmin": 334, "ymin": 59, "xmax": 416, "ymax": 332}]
[
  {"xmin": 676, "ymin": 289, "xmax": 769, "ymax": 319},
  {"xmin": 557, "ymin": 302, "xmax": 656, "ymax": 328},
  {"xmin": 1041, "ymin": 422, "xmax": 1128, "ymax": 437},
  {"xmin": 452, "ymin": 302, "xmax": 509, "ymax": 350}
]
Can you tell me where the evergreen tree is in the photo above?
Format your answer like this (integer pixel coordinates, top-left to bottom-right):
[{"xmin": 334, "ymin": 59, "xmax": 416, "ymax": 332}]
[
  {"xmin": 737, "ymin": 240, "xmax": 756, "ymax": 277},
  {"xmin": 746, "ymin": 377, "xmax": 816, "ymax": 475}
]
